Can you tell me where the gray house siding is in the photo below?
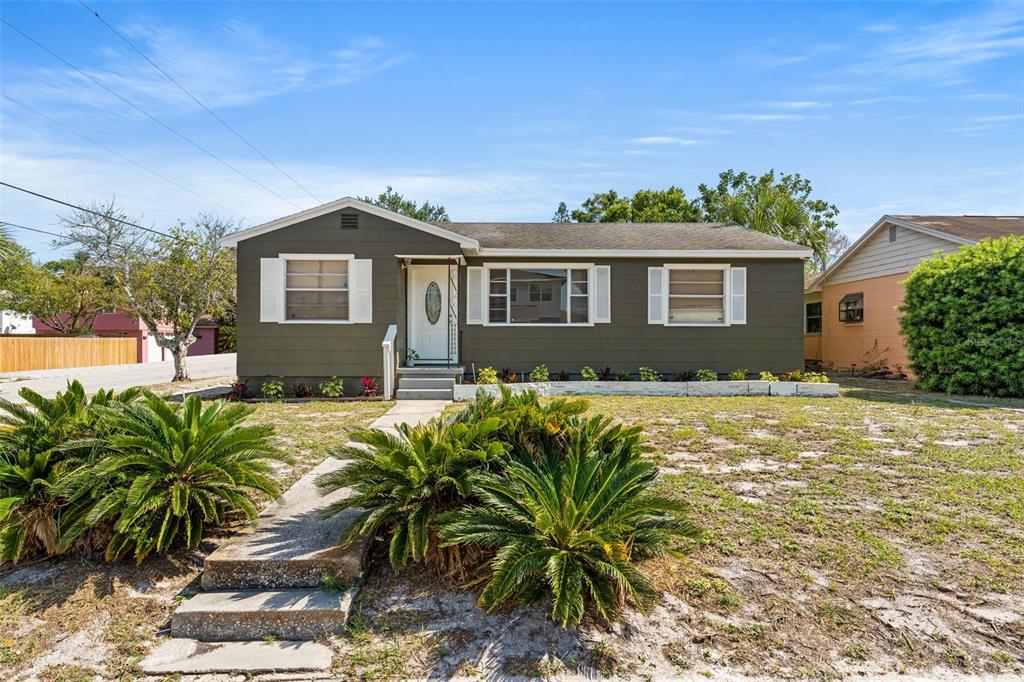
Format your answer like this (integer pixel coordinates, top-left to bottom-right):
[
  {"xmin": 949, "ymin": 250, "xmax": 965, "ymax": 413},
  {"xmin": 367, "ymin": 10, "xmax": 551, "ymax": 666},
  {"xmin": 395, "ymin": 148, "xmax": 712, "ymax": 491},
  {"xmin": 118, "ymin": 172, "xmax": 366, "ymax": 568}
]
[
  {"xmin": 459, "ymin": 257, "xmax": 804, "ymax": 375},
  {"xmin": 236, "ymin": 208, "xmax": 460, "ymax": 385}
]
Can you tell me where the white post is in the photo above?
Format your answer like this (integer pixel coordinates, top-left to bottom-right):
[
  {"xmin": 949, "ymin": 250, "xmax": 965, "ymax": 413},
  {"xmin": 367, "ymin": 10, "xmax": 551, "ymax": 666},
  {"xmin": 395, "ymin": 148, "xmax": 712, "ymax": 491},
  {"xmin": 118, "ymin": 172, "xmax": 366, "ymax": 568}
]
[{"xmin": 381, "ymin": 324, "xmax": 397, "ymax": 399}]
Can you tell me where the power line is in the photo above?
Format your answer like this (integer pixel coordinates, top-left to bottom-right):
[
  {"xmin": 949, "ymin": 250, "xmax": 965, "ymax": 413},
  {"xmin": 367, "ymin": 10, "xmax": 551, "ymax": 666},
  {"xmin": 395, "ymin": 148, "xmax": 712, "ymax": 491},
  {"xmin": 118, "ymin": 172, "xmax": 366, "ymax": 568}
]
[
  {"xmin": 0, "ymin": 180, "xmax": 174, "ymax": 238},
  {"xmin": 1, "ymin": 18, "xmax": 305, "ymax": 211},
  {"xmin": 0, "ymin": 220, "xmax": 66, "ymax": 240},
  {"xmin": 77, "ymin": 0, "xmax": 322, "ymax": 205},
  {"xmin": 3, "ymin": 94, "xmax": 244, "ymax": 220}
]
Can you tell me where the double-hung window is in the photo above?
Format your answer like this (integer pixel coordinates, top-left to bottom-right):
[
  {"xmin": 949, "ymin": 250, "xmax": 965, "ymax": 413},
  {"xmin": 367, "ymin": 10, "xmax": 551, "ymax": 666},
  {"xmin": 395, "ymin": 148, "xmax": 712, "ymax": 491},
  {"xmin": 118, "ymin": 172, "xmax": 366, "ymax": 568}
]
[
  {"xmin": 284, "ymin": 257, "xmax": 350, "ymax": 321},
  {"xmin": 486, "ymin": 266, "xmax": 591, "ymax": 325},
  {"xmin": 805, "ymin": 301, "xmax": 822, "ymax": 333},
  {"xmin": 667, "ymin": 266, "xmax": 727, "ymax": 324}
]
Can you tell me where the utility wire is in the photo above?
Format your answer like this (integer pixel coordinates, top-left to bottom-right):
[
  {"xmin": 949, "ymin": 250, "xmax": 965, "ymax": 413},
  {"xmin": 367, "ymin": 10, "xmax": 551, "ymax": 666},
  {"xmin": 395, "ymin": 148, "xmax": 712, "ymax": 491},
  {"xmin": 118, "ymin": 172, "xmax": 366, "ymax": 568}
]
[
  {"xmin": 1, "ymin": 18, "xmax": 305, "ymax": 211},
  {"xmin": 3, "ymin": 94, "xmax": 244, "ymax": 220},
  {"xmin": 77, "ymin": 0, "xmax": 321, "ymax": 205},
  {"xmin": 0, "ymin": 220, "xmax": 66, "ymax": 240},
  {"xmin": 0, "ymin": 180, "xmax": 174, "ymax": 238}
]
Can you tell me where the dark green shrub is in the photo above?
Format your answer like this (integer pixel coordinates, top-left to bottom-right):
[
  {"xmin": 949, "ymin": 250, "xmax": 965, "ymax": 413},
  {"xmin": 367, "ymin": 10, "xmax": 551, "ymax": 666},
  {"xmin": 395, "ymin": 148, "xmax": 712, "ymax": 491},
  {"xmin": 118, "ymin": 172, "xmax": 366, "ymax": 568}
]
[
  {"xmin": 62, "ymin": 396, "xmax": 286, "ymax": 563},
  {"xmin": 900, "ymin": 236, "xmax": 1024, "ymax": 397},
  {"xmin": 261, "ymin": 379, "xmax": 284, "ymax": 399},
  {"xmin": 319, "ymin": 377, "xmax": 345, "ymax": 398},
  {"xmin": 451, "ymin": 386, "xmax": 589, "ymax": 454},
  {"xmin": 579, "ymin": 366, "xmax": 598, "ymax": 381},
  {"xmin": 696, "ymin": 369, "xmax": 717, "ymax": 382},
  {"xmin": 440, "ymin": 415, "xmax": 700, "ymax": 627},
  {"xmin": 638, "ymin": 367, "xmax": 662, "ymax": 382},
  {"xmin": 727, "ymin": 368, "xmax": 749, "ymax": 381},
  {"xmin": 529, "ymin": 364, "xmax": 550, "ymax": 382}
]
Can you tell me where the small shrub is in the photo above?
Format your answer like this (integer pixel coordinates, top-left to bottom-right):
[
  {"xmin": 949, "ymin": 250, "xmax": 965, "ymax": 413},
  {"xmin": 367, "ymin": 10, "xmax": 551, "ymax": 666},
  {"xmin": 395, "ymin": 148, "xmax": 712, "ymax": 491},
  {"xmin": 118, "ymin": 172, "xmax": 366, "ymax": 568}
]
[
  {"xmin": 451, "ymin": 387, "xmax": 589, "ymax": 455},
  {"xmin": 226, "ymin": 380, "xmax": 250, "ymax": 400},
  {"xmin": 261, "ymin": 379, "xmax": 284, "ymax": 399},
  {"xmin": 638, "ymin": 367, "xmax": 662, "ymax": 382},
  {"xmin": 556, "ymin": 370, "xmax": 570, "ymax": 382},
  {"xmin": 528, "ymin": 364, "xmax": 550, "ymax": 382},
  {"xmin": 613, "ymin": 370, "xmax": 632, "ymax": 381},
  {"xmin": 759, "ymin": 371, "xmax": 779, "ymax": 382},
  {"xmin": 579, "ymin": 366, "xmax": 598, "ymax": 381},
  {"xmin": 802, "ymin": 371, "xmax": 829, "ymax": 383},
  {"xmin": 293, "ymin": 383, "xmax": 314, "ymax": 398},
  {"xmin": 361, "ymin": 376, "xmax": 380, "ymax": 397},
  {"xmin": 498, "ymin": 368, "xmax": 519, "ymax": 383},
  {"xmin": 727, "ymin": 368, "xmax": 749, "ymax": 381},
  {"xmin": 319, "ymin": 377, "xmax": 345, "ymax": 398},
  {"xmin": 476, "ymin": 367, "xmax": 498, "ymax": 385},
  {"xmin": 598, "ymin": 366, "xmax": 613, "ymax": 381},
  {"xmin": 696, "ymin": 369, "xmax": 718, "ymax": 382},
  {"xmin": 672, "ymin": 371, "xmax": 696, "ymax": 382}
]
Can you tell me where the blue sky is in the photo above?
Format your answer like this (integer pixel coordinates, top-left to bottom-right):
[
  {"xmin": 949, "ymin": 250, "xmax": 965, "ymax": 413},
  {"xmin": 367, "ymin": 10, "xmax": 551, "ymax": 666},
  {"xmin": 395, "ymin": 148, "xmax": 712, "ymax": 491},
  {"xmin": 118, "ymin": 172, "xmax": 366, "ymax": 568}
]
[{"xmin": 2, "ymin": 0, "xmax": 1022, "ymax": 258}]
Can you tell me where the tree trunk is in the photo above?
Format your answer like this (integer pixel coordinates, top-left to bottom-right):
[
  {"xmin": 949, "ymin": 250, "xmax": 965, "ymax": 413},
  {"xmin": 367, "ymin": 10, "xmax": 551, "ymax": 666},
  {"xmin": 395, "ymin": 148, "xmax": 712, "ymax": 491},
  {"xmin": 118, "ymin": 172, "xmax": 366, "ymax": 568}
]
[{"xmin": 172, "ymin": 342, "xmax": 191, "ymax": 382}]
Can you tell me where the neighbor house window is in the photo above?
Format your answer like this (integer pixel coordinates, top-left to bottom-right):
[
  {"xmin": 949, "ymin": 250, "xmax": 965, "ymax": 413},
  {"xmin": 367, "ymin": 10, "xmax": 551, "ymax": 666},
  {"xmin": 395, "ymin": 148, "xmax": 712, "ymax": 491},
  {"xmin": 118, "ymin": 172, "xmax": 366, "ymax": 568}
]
[
  {"xmin": 805, "ymin": 301, "xmax": 822, "ymax": 333},
  {"xmin": 285, "ymin": 259, "xmax": 349, "ymax": 321},
  {"xmin": 839, "ymin": 293, "xmax": 863, "ymax": 323},
  {"xmin": 486, "ymin": 266, "xmax": 590, "ymax": 324},
  {"xmin": 668, "ymin": 267, "xmax": 726, "ymax": 324}
]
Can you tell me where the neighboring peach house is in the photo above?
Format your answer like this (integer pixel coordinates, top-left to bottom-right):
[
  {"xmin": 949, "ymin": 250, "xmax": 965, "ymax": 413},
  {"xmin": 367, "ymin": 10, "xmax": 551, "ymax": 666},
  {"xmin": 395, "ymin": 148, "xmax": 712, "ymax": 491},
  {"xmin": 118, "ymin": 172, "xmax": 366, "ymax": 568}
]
[
  {"xmin": 805, "ymin": 215, "xmax": 1024, "ymax": 375},
  {"xmin": 33, "ymin": 310, "xmax": 219, "ymax": 363}
]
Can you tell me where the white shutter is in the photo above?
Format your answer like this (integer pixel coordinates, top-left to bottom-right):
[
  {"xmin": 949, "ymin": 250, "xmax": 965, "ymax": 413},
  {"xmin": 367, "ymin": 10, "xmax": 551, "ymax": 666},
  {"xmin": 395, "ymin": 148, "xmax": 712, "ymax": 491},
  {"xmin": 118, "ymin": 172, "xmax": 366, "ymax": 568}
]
[
  {"xmin": 594, "ymin": 265, "xmax": 611, "ymax": 323},
  {"xmin": 350, "ymin": 258, "xmax": 373, "ymax": 323},
  {"xmin": 260, "ymin": 258, "xmax": 283, "ymax": 323},
  {"xmin": 466, "ymin": 267, "xmax": 483, "ymax": 324},
  {"xmin": 730, "ymin": 267, "xmax": 747, "ymax": 325},
  {"xmin": 648, "ymin": 267, "xmax": 666, "ymax": 325}
]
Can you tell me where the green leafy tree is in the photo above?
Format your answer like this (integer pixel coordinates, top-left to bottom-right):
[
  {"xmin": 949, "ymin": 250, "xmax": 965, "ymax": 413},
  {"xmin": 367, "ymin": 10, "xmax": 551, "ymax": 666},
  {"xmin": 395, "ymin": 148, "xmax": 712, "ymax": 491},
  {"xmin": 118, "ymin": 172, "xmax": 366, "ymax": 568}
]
[
  {"xmin": 552, "ymin": 202, "xmax": 571, "ymax": 223},
  {"xmin": 61, "ymin": 396, "xmax": 285, "ymax": 562},
  {"xmin": 697, "ymin": 170, "xmax": 839, "ymax": 270},
  {"xmin": 569, "ymin": 187, "xmax": 701, "ymax": 223},
  {"xmin": 60, "ymin": 203, "xmax": 236, "ymax": 381},
  {"xmin": 361, "ymin": 185, "xmax": 450, "ymax": 222},
  {"xmin": 900, "ymin": 236, "xmax": 1024, "ymax": 397},
  {"xmin": 440, "ymin": 415, "xmax": 700, "ymax": 627},
  {"xmin": 0, "ymin": 224, "xmax": 16, "ymax": 261},
  {"xmin": 10, "ymin": 253, "xmax": 124, "ymax": 336}
]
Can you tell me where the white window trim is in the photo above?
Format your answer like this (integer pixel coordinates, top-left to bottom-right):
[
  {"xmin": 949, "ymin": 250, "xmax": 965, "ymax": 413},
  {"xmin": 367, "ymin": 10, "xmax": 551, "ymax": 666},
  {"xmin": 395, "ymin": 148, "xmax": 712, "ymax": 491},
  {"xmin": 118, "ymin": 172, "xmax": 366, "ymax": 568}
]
[
  {"xmin": 482, "ymin": 262, "xmax": 595, "ymax": 327},
  {"xmin": 663, "ymin": 263, "xmax": 732, "ymax": 327},
  {"xmin": 279, "ymin": 253, "xmax": 354, "ymax": 325}
]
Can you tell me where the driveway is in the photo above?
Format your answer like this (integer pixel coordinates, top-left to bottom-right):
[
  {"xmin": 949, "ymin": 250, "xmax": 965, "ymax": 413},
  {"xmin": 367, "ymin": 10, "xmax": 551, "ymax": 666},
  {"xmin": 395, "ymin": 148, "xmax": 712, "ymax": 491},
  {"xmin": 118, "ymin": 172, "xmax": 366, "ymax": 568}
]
[{"xmin": 0, "ymin": 353, "xmax": 236, "ymax": 403}]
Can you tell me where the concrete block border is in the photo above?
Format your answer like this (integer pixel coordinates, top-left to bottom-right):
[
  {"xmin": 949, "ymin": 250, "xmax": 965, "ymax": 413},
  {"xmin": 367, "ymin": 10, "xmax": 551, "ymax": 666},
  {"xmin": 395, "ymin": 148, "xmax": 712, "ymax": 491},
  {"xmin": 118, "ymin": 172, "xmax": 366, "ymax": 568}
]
[{"xmin": 452, "ymin": 380, "xmax": 839, "ymax": 401}]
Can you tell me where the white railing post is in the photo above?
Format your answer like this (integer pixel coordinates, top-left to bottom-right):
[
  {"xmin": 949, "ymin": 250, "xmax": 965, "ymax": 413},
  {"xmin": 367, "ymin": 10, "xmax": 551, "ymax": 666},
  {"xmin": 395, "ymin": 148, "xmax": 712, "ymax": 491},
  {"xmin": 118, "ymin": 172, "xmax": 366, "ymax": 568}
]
[{"xmin": 381, "ymin": 324, "xmax": 397, "ymax": 400}]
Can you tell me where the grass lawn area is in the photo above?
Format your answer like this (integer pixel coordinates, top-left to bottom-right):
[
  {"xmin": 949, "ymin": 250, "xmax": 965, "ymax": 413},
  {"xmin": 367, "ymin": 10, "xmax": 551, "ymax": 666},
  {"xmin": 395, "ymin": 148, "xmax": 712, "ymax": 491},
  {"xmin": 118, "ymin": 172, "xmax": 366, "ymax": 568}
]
[
  {"xmin": 0, "ymin": 400, "xmax": 390, "ymax": 681},
  {"xmin": 342, "ymin": 386, "xmax": 1023, "ymax": 680}
]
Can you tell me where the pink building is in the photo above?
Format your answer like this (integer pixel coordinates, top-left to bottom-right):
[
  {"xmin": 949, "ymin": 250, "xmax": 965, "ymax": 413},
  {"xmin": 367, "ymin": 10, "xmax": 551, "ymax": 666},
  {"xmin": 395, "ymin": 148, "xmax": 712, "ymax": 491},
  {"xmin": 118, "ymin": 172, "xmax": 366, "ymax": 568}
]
[{"xmin": 33, "ymin": 311, "xmax": 219, "ymax": 363}]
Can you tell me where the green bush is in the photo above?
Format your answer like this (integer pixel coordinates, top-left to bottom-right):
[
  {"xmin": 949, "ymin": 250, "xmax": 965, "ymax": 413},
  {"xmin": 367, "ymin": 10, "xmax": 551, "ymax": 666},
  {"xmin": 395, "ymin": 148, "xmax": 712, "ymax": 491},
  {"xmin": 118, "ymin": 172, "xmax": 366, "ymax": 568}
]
[
  {"xmin": 319, "ymin": 377, "xmax": 345, "ymax": 398},
  {"xmin": 62, "ymin": 396, "xmax": 286, "ymax": 563},
  {"xmin": 613, "ymin": 370, "xmax": 632, "ymax": 381},
  {"xmin": 728, "ymin": 368, "xmax": 749, "ymax": 381},
  {"xmin": 696, "ymin": 369, "xmax": 718, "ymax": 382},
  {"xmin": 261, "ymin": 379, "xmax": 285, "ymax": 399},
  {"xmin": 759, "ymin": 371, "xmax": 779, "ymax": 382},
  {"xmin": 638, "ymin": 367, "xmax": 662, "ymax": 382},
  {"xmin": 781, "ymin": 370, "xmax": 829, "ymax": 383},
  {"xmin": 528, "ymin": 364, "xmax": 550, "ymax": 382},
  {"xmin": 440, "ymin": 415, "xmax": 700, "ymax": 627},
  {"xmin": 0, "ymin": 382, "xmax": 147, "ymax": 563},
  {"xmin": 579, "ymin": 366, "xmax": 598, "ymax": 381},
  {"xmin": 317, "ymin": 417, "xmax": 507, "ymax": 571},
  {"xmin": 900, "ymin": 236, "xmax": 1024, "ymax": 397},
  {"xmin": 477, "ymin": 367, "xmax": 498, "ymax": 385},
  {"xmin": 451, "ymin": 386, "xmax": 589, "ymax": 454}
]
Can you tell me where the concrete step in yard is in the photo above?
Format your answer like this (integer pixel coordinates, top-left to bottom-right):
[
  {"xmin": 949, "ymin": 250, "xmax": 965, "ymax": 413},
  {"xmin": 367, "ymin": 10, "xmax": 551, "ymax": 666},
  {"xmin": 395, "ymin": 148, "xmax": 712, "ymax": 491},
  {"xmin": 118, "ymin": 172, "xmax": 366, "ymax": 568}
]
[
  {"xmin": 141, "ymin": 639, "xmax": 333, "ymax": 675},
  {"xmin": 396, "ymin": 387, "xmax": 454, "ymax": 400},
  {"xmin": 171, "ymin": 588, "xmax": 357, "ymax": 641},
  {"xmin": 399, "ymin": 376, "xmax": 455, "ymax": 390}
]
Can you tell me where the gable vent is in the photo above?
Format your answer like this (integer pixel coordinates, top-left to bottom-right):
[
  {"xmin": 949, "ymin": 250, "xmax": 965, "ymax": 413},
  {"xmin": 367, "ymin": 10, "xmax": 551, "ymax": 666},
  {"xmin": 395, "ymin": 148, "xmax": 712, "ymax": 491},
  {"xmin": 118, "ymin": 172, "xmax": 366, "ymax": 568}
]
[
  {"xmin": 340, "ymin": 214, "xmax": 359, "ymax": 230},
  {"xmin": 889, "ymin": 226, "xmax": 897, "ymax": 242}
]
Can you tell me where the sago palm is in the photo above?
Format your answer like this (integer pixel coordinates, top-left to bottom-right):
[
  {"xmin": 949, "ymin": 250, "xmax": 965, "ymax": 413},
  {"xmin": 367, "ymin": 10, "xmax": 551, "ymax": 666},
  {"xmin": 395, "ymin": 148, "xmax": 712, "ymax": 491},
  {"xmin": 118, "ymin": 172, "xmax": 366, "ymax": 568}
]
[
  {"xmin": 317, "ymin": 416, "xmax": 507, "ymax": 572},
  {"xmin": 441, "ymin": 415, "xmax": 700, "ymax": 628},
  {"xmin": 62, "ymin": 395, "xmax": 285, "ymax": 563},
  {"xmin": 451, "ymin": 386, "xmax": 589, "ymax": 456},
  {"xmin": 0, "ymin": 381, "xmax": 146, "ymax": 562}
]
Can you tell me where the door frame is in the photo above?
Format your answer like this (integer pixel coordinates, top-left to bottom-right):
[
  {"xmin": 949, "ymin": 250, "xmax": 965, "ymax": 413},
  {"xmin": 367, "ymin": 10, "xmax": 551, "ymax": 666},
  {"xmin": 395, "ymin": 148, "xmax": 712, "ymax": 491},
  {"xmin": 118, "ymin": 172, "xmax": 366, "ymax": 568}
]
[{"xmin": 406, "ymin": 262, "xmax": 459, "ymax": 365}]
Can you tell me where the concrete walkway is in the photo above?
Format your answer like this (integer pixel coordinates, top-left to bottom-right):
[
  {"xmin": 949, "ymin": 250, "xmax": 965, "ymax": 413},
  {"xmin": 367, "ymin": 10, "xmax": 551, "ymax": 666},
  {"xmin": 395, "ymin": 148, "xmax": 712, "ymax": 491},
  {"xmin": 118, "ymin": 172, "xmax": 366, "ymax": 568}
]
[
  {"xmin": 0, "ymin": 353, "xmax": 236, "ymax": 403},
  {"xmin": 142, "ymin": 398, "xmax": 449, "ymax": 675}
]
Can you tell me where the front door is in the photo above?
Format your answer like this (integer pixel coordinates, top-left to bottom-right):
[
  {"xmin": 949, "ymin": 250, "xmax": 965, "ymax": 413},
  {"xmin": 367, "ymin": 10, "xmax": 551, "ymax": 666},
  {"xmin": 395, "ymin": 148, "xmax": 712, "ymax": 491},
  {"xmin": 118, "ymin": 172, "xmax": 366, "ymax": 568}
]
[{"xmin": 407, "ymin": 264, "xmax": 456, "ymax": 363}]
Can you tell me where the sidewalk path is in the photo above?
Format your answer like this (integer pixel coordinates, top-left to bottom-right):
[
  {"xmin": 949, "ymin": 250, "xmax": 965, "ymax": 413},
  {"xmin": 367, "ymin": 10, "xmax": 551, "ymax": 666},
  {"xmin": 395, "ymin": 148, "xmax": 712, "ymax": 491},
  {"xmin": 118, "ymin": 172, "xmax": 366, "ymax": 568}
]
[{"xmin": 0, "ymin": 353, "xmax": 236, "ymax": 403}]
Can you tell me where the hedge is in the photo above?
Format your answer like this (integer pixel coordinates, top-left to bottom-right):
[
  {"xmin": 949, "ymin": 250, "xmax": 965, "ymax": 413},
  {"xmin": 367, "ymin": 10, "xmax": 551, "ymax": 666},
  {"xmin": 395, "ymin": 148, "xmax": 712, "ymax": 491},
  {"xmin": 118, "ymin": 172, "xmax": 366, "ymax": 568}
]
[{"xmin": 899, "ymin": 236, "xmax": 1024, "ymax": 397}]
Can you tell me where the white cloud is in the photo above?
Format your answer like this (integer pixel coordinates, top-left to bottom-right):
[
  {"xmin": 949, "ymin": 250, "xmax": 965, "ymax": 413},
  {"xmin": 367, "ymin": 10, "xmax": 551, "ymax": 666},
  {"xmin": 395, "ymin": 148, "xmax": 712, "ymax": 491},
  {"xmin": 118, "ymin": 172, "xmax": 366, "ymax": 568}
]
[
  {"xmin": 763, "ymin": 100, "xmax": 832, "ymax": 109},
  {"xmin": 848, "ymin": 95, "xmax": 920, "ymax": 106},
  {"xmin": 721, "ymin": 113, "xmax": 820, "ymax": 122},
  {"xmin": 863, "ymin": 22, "xmax": 900, "ymax": 34},
  {"xmin": 627, "ymin": 136, "xmax": 699, "ymax": 146}
]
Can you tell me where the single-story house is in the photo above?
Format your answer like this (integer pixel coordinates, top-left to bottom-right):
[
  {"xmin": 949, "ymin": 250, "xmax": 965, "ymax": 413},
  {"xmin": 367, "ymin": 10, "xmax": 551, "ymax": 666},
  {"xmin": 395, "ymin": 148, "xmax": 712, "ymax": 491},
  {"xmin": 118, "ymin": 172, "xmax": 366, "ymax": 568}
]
[
  {"xmin": 804, "ymin": 214, "xmax": 1024, "ymax": 374},
  {"xmin": 221, "ymin": 197, "xmax": 813, "ymax": 398},
  {"xmin": 1, "ymin": 309, "xmax": 35, "ymax": 335}
]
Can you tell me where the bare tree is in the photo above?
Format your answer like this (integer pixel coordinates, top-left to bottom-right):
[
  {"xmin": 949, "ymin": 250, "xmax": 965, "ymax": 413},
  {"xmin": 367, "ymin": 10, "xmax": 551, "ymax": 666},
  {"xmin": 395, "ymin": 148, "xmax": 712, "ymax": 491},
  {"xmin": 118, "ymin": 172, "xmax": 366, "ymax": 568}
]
[{"xmin": 59, "ymin": 201, "xmax": 235, "ymax": 381}]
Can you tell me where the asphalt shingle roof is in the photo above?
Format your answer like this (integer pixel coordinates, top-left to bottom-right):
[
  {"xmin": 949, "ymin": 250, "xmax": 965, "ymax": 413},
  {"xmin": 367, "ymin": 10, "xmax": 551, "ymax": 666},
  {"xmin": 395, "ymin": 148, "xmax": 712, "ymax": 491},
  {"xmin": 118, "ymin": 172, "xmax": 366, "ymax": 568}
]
[
  {"xmin": 893, "ymin": 215, "xmax": 1024, "ymax": 242},
  {"xmin": 436, "ymin": 222, "xmax": 806, "ymax": 251}
]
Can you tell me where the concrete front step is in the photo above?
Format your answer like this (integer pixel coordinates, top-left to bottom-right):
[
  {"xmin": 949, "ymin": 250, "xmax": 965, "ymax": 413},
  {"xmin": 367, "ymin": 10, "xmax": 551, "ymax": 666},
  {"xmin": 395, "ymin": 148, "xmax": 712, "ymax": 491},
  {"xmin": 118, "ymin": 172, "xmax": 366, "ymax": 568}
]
[
  {"xmin": 399, "ymin": 376, "xmax": 455, "ymax": 390},
  {"xmin": 171, "ymin": 588, "xmax": 356, "ymax": 641},
  {"xmin": 141, "ymin": 639, "xmax": 333, "ymax": 674},
  {"xmin": 201, "ymin": 457, "xmax": 366, "ymax": 590},
  {"xmin": 396, "ymin": 387, "xmax": 454, "ymax": 400}
]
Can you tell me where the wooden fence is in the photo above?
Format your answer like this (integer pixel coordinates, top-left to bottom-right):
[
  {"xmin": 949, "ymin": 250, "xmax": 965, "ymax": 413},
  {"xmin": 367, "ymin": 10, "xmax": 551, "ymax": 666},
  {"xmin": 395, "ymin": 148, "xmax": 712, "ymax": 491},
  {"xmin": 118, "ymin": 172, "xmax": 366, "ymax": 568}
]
[{"xmin": 0, "ymin": 336, "xmax": 137, "ymax": 373}]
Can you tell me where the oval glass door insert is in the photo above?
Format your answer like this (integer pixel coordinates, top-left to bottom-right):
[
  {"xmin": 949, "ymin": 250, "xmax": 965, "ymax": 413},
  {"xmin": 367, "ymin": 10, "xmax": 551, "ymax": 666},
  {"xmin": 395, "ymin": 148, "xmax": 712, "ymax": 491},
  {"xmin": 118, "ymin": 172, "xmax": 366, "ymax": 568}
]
[{"xmin": 425, "ymin": 281, "xmax": 442, "ymax": 325}]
